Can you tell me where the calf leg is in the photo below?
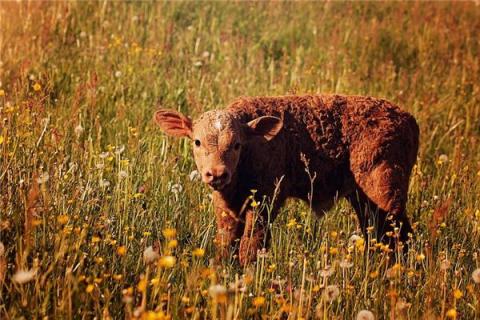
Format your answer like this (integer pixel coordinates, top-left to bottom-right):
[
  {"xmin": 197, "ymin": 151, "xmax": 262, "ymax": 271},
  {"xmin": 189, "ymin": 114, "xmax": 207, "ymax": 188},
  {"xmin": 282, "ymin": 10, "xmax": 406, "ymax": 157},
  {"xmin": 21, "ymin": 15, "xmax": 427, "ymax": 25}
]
[
  {"xmin": 349, "ymin": 161, "xmax": 413, "ymax": 251},
  {"xmin": 214, "ymin": 205, "xmax": 243, "ymax": 262},
  {"xmin": 239, "ymin": 210, "xmax": 272, "ymax": 266}
]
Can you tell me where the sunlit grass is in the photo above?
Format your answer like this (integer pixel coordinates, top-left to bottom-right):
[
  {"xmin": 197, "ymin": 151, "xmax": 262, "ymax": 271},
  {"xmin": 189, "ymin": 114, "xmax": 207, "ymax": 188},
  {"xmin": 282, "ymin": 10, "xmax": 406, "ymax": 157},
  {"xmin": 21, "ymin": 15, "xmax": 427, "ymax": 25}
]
[{"xmin": 0, "ymin": 1, "xmax": 479, "ymax": 319}]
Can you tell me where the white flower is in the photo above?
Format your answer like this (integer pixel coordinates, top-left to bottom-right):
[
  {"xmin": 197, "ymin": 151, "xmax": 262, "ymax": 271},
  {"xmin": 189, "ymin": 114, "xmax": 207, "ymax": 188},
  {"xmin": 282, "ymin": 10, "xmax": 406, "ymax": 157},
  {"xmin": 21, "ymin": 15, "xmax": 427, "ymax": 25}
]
[
  {"xmin": 118, "ymin": 170, "xmax": 128, "ymax": 179},
  {"xmin": 99, "ymin": 152, "xmax": 109, "ymax": 159},
  {"xmin": 208, "ymin": 284, "xmax": 227, "ymax": 298},
  {"xmin": 0, "ymin": 242, "xmax": 4, "ymax": 256},
  {"xmin": 349, "ymin": 234, "xmax": 363, "ymax": 246},
  {"xmin": 37, "ymin": 172, "xmax": 50, "ymax": 184},
  {"xmin": 339, "ymin": 259, "xmax": 353, "ymax": 269},
  {"xmin": 115, "ymin": 71, "xmax": 122, "ymax": 78},
  {"xmin": 438, "ymin": 154, "xmax": 448, "ymax": 163},
  {"xmin": 193, "ymin": 61, "xmax": 203, "ymax": 67},
  {"xmin": 324, "ymin": 285, "xmax": 340, "ymax": 302},
  {"xmin": 115, "ymin": 145, "xmax": 125, "ymax": 155},
  {"xmin": 99, "ymin": 179, "xmax": 110, "ymax": 188},
  {"xmin": 79, "ymin": 31, "xmax": 87, "ymax": 38},
  {"xmin": 189, "ymin": 170, "xmax": 200, "ymax": 181},
  {"xmin": 12, "ymin": 269, "xmax": 36, "ymax": 284},
  {"xmin": 357, "ymin": 310, "xmax": 375, "ymax": 320},
  {"xmin": 74, "ymin": 124, "xmax": 84, "ymax": 137},
  {"xmin": 472, "ymin": 268, "xmax": 480, "ymax": 284},
  {"xmin": 319, "ymin": 265, "xmax": 335, "ymax": 277},
  {"xmin": 143, "ymin": 246, "xmax": 160, "ymax": 264}
]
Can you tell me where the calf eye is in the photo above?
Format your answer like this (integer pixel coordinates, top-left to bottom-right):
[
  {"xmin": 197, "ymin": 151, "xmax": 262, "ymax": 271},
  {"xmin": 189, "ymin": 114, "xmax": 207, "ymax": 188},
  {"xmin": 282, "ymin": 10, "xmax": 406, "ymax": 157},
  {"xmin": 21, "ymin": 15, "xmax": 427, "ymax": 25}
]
[
  {"xmin": 194, "ymin": 139, "xmax": 201, "ymax": 147},
  {"xmin": 234, "ymin": 142, "xmax": 241, "ymax": 151}
]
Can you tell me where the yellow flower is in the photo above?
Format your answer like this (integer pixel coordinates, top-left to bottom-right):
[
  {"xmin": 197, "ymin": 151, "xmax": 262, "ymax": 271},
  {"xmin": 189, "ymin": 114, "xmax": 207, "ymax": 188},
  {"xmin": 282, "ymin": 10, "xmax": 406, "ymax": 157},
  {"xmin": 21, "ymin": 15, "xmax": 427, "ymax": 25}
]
[
  {"xmin": 446, "ymin": 309, "xmax": 457, "ymax": 319},
  {"xmin": 286, "ymin": 219, "xmax": 297, "ymax": 228},
  {"xmin": 137, "ymin": 279, "xmax": 147, "ymax": 292},
  {"xmin": 192, "ymin": 248, "xmax": 205, "ymax": 257},
  {"xmin": 117, "ymin": 246, "xmax": 127, "ymax": 256},
  {"xmin": 453, "ymin": 289, "xmax": 463, "ymax": 299},
  {"xmin": 416, "ymin": 253, "xmax": 425, "ymax": 262},
  {"xmin": 162, "ymin": 228, "xmax": 176, "ymax": 239},
  {"xmin": 91, "ymin": 236, "xmax": 101, "ymax": 243},
  {"xmin": 252, "ymin": 296, "xmax": 265, "ymax": 307},
  {"xmin": 86, "ymin": 284, "xmax": 95, "ymax": 293},
  {"xmin": 57, "ymin": 215, "xmax": 69, "ymax": 225},
  {"xmin": 33, "ymin": 83, "xmax": 42, "ymax": 92},
  {"xmin": 167, "ymin": 240, "xmax": 178, "ymax": 249},
  {"xmin": 251, "ymin": 200, "xmax": 259, "ymax": 208},
  {"xmin": 0, "ymin": 89, "xmax": 5, "ymax": 96},
  {"xmin": 330, "ymin": 231, "xmax": 338, "ymax": 239},
  {"xmin": 369, "ymin": 271, "xmax": 379, "ymax": 279},
  {"xmin": 158, "ymin": 256, "xmax": 176, "ymax": 268}
]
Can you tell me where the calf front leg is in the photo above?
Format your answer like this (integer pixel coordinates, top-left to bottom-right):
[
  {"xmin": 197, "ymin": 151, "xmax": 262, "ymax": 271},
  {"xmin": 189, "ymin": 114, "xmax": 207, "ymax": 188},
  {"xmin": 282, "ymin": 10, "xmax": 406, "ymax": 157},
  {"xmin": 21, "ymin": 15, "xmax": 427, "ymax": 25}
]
[
  {"xmin": 239, "ymin": 210, "xmax": 269, "ymax": 266},
  {"xmin": 214, "ymin": 204, "xmax": 243, "ymax": 262}
]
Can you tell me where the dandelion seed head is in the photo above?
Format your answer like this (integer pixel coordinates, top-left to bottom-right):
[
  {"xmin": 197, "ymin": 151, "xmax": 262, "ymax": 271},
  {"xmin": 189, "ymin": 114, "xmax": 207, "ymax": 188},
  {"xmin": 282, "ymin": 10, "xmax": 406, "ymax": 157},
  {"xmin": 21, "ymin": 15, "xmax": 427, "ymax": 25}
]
[
  {"xmin": 12, "ymin": 269, "xmax": 36, "ymax": 284},
  {"xmin": 357, "ymin": 310, "xmax": 375, "ymax": 320}
]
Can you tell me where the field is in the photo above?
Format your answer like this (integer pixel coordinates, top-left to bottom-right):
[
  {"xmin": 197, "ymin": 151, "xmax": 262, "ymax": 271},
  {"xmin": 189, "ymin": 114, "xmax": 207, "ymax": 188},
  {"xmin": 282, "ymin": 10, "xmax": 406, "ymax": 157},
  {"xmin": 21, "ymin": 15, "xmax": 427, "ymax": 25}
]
[{"xmin": 1, "ymin": 1, "xmax": 479, "ymax": 319}]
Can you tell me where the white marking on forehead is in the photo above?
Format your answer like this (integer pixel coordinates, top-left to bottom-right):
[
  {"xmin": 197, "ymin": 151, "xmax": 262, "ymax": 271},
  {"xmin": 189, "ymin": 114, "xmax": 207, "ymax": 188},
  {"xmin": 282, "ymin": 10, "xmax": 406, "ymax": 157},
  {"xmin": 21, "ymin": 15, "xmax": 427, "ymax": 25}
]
[{"xmin": 214, "ymin": 117, "xmax": 223, "ymax": 130}]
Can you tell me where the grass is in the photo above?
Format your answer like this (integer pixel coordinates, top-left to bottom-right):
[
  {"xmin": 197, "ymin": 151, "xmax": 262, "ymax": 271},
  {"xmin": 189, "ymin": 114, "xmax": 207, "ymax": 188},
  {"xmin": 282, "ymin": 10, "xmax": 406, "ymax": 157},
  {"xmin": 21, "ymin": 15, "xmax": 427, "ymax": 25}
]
[{"xmin": 0, "ymin": 1, "xmax": 479, "ymax": 319}]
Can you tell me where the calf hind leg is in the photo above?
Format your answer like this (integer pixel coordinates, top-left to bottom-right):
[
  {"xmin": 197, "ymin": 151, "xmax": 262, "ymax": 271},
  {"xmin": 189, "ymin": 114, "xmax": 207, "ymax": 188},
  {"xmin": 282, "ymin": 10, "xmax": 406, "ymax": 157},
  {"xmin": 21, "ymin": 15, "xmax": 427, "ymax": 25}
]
[{"xmin": 348, "ymin": 161, "xmax": 413, "ymax": 251}]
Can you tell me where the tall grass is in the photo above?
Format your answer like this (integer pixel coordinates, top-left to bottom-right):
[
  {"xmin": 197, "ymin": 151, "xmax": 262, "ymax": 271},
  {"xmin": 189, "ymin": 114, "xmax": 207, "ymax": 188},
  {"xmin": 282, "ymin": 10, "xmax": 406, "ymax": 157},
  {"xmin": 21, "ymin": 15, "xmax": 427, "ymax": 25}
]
[{"xmin": 0, "ymin": 2, "xmax": 479, "ymax": 319}]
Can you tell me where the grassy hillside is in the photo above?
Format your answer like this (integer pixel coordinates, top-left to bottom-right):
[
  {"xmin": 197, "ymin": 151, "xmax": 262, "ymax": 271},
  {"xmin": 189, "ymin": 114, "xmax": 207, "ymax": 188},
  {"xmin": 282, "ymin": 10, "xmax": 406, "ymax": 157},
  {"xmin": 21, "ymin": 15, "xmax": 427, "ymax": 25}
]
[{"xmin": 0, "ymin": 2, "xmax": 479, "ymax": 319}]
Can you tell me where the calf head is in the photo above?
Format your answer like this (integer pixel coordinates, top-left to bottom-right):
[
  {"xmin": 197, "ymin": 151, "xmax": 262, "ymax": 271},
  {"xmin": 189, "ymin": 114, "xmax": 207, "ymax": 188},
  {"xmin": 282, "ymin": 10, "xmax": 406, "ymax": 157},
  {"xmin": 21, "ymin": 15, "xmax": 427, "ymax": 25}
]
[{"xmin": 154, "ymin": 109, "xmax": 283, "ymax": 191}]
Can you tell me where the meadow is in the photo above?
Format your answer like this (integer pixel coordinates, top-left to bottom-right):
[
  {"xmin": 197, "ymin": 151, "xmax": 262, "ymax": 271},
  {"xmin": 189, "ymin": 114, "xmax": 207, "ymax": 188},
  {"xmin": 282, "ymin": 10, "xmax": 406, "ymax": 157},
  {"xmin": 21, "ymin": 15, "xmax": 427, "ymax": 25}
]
[{"xmin": 0, "ymin": 1, "xmax": 479, "ymax": 319}]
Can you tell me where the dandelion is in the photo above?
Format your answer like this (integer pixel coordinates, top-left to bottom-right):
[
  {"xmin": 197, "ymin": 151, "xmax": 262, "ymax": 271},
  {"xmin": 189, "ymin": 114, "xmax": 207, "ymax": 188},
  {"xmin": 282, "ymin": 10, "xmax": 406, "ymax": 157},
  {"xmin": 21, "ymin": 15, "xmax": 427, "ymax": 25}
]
[
  {"xmin": 158, "ymin": 256, "xmax": 176, "ymax": 268},
  {"xmin": 192, "ymin": 248, "xmax": 205, "ymax": 257},
  {"xmin": 319, "ymin": 265, "xmax": 335, "ymax": 278},
  {"xmin": 453, "ymin": 289, "xmax": 463, "ymax": 299},
  {"xmin": 116, "ymin": 246, "xmax": 127, "ymax": 256},
  {"xmin": 438, "ymin": 154, "xmax": 448, "ymax": 164},
  {"xmin": 74, "ymin": 124, "xmax": 84, "ymax": 137},
  {"xmin": 114, "ymin": 71, "xmax": 122, "ymax": 78},
  {"xmin": 33, "ymin": 83, "xmax": 42, "ymax": 91},
  {"xmin": 118, "ymin": 170, "xmax": 128, "ymax": 179},
  {"xmin": 324, "ymin": 285, "xmax": 340, "ymax": 302},
  {"xmin": 189, "ymin": 170, "xmax": 200, "ymax": 181},
  {"xmin": 137, "ymin": 279, "xmax": 147, "ymax": 292},
  {"xmin": 12, "ymin": 269, "xmax": 36, "ymax": 284},
  {"xmin": 37, "ymin": 172, "xmax": 50, "ymax": 184},
  {"xmin": 349, "ymin": 234, "xmax": 363, "ymax": 246},
  {"xmin": 99, "ymin": 179, "xmax": 110, "ymax": 188},
  {"xmin": 356, "ymin": 310, "xmax": 375, "ymax": 320},
  {"xmin": 446, "ymin": 309, "xmax": 457, "ymax": 319},
  {"xmin": 162, "ymin": 228, "xmax": 176, "ymax": 238},
  {"xmin": 339, "ymin": 259, "xmax": 353, "ymax": 269},
  {"xmin": 57, "ymin": 215, "xmax": 69, "ymax": 225},
  {"xmin": 143, "ymin": 246, "xmax": 160, "ymax": 264},
  {"xmin": 86, "ymin": 284, "xmax": 95, "ymax": 293},
  {"xmin": 167, "ymin": 240, "xmax": 178, "ymax": 249},
  {"xmin": 208, "ymin": 284, "xmax": 227, "ymax": 301},
  {"xmin": 471, "ymin": 268, "xmax": 480, "ymax": 283},
  {"xmin": 252, "ymin": 296, "xmax": 265, "ymax": 307},
  {"xmin": 416, "ymin": 253, "xmax": 425, "ymax": 262}
]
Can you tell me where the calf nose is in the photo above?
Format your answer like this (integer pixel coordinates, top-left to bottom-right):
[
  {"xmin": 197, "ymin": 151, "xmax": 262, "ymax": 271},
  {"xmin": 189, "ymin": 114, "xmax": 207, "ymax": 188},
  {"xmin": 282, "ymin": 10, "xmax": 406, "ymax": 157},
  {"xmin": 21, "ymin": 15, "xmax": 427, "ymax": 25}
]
[{"xmin": 204, "ymin": 166, "xmax": 230, "ymax": 187}]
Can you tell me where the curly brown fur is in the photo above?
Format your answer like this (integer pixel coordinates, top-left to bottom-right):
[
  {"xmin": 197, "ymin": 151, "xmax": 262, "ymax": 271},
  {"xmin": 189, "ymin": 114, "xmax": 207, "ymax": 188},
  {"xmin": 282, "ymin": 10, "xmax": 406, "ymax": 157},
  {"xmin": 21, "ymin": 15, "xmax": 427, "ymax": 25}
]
[{"xmin": 154, "ymin": 94, "xmax": 419, "ymax": 265}]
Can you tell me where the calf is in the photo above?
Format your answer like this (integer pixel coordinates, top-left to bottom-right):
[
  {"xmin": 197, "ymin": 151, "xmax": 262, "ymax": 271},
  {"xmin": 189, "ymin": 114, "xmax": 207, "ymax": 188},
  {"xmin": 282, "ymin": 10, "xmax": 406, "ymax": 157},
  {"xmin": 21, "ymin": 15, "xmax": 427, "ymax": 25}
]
[{"xmin": 154, "ymin": 95, "xmax": 419, "ymax": 265}]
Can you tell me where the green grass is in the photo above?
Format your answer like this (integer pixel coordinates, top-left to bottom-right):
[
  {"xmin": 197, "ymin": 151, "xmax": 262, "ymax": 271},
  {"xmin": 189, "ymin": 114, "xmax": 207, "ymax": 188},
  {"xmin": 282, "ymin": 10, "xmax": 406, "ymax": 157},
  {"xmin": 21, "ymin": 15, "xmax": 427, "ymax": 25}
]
[{"xmin": 0, "ymin": 2, "xmax": 479, "ymax": 319}]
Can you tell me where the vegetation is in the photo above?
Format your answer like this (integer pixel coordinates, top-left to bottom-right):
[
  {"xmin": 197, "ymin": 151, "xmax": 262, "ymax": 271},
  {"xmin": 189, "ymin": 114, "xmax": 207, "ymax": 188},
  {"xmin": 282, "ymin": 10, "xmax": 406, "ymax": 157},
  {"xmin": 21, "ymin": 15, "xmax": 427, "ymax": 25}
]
[{"xmin": 0, "ymin": 2, "xmax": 479, "ymax": 319}]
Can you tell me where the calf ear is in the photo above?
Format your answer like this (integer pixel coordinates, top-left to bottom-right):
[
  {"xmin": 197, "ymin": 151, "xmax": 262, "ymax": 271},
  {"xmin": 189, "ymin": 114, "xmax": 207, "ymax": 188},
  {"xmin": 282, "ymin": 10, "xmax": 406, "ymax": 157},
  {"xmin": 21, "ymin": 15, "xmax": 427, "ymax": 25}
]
[
  {"xmin": 154, "ymin": 109, "xmax": 193, "ymax": 139},
  {"xmin": 246, "ymin": 116, "xmax": 283, "ymax": 141}
]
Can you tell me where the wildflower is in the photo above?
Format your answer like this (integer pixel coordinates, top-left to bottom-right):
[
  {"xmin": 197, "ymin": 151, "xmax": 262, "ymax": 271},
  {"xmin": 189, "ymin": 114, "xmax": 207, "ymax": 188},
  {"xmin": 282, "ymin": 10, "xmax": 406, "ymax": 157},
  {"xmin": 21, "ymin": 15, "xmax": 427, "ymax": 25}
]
[
  {"xmin": 349, "ymin": 234, "xmax": 363, "ymax": 246},
  {"xmin": 324, "ymin": 285, "xmax": 340, "ymax": 302},
  {"xmin": 118, "ymin": 170, "xmax": 128, "ymax": 179},
  {"xmin": 446, "ymin": 309, "xmax": 457, "ymax": 319},
  {"xmin": 416, "ymin": 253, "xmax": 425, "ymax": 262},
  {"xmin": 438, "ymin": 154, "xmax": 448, "ymax": 164},
  {"xmin": 115, "ymin": 71, "xmax": 122, "ymax": 78},
  {"xmin": 167, "ymin": 240, "xmax": 178, "ymax": 249},
  {"xmin": 12, "ymin": 269, "xmax": 36, "ymax": 284},
  {"xmin": 162, "ymin": 228, "xmax": 177, "ymax": 238},
  {"xmin": 252, "ymin": 296, "xmax": 265, "ymax": 307},
  {"xmin": 339, "ymin": 259, "xmax": 353, "ymax": 269},
  {"xmin": 356, "ymin": 310, "xmax": 375, "ymax": 320},
  {"xmin": 143, "ymin": 246, "xmax": 160, "ymax": 264},
  {"xmin": 369, "ymin": 271, "xmax": 379, "ymax": 279},
  {"xmin": 330, "ymin": 231, "xmax": 338, "ymax": 239},
  {"xmin": 472, "ymin": 268, "xmax": 480, "ymax": 283},
  {"xmin": 86, "ymin": 284, "xmax": 95, "ymax": 293},
  {"xmin": 74, "ymin": 124, "xmax": 84, "ymax": 137},
  {"xmin": 99, "ymin": 179, "xmax": 110, "ymax": 188},
  {"xmin": 137, "ymin": 278, "xmax": 147, "ymax": 292},
  {"xmin": 158, "ymin": 256, "xmax": 176, "ymax": 268},
  {"xmin": 117, "ymin": 246, "xmax": 127, "ymax": 256},
  {"xmin": 319, "ymin": 265, "xmax": 335, "ymax": 278},
  {"xmin": 208, "ymin": 284, "xmax": 227, "ymax": 302},
  {"xmin": 286, "ymin": 219, "xmax": 297, "ymax": 228},
  {"xmin": 453, "ymin": 289, "xmax": 463, "ymax": 299},
  {"xmin": 57, "ymin": 215, "xmax": 69, "ymax": 225},
  {"xmin": 37, "ymin": 172, "xmax": 50, "ymax": 184},
  {"xmin": 189, "ymin": 170, "xmax": 200, "ymax": 181},
  {"xmin": 115, "ymin": 145, "xmax": 125, "ymax": 155},
  {"xmin": 33, "ymin": 83, "xmax": 42, "ymax": 92},
  {"xmin": 192, "ymin": 248, "xmax": 205, "ymax": 257}
]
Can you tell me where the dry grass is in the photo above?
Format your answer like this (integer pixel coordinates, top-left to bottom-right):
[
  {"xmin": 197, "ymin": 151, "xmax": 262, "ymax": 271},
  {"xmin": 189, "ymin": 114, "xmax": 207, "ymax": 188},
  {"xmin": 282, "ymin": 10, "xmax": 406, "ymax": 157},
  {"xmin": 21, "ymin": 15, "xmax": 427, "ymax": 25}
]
[{"xmin": 0, "ymin": 2, "xmax": 479, "ymax": 319}]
